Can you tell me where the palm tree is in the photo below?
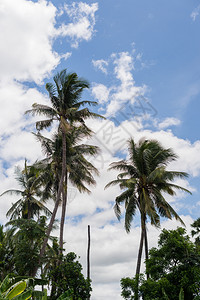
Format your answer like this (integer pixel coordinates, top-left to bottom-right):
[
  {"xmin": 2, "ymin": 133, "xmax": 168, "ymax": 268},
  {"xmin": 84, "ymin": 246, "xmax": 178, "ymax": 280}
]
[
  {"xmin": 105, "ymin": 138, "xmax": 191, "ymax": 279},
  {"xmin": 26, "ymin": 69, "xmax": 103, "ymax": 265},
  {"xmin": 34, "ymin": 126, "xmax": 99, "ymax": 251},
  {"xmin": 0, "ymin": 160, "xmax": 51, "ymax": 220}
]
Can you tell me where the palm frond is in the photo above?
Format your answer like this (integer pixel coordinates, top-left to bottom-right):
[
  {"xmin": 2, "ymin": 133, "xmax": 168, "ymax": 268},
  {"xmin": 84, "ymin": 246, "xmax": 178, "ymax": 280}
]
[
  {"xmin": 124, "ymin": 196, "xmax": 137, "ymax": 233},
  {"xmin": 36, "ymin": 119, "xmax": 54, "ymax": 131},
  {"xmin": 0, "ymin": 189, "xmax": 22, "ymax": 197},
  {"xmin": 113, "ymin": 202, "xmax": 122, "ymax": 221}
]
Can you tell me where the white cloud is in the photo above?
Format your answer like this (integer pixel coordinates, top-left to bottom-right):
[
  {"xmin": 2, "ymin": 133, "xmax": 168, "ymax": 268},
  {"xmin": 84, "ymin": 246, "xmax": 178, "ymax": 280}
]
[
  {"xmin": 0, "ymin": 81, "xmax": 48, "ymax": 136},
  {"xmin": 92, "ymin": 59, "xmax": 109, "ymax": 74},
  {"xmin": 191, "ymin": 5, "xmax": 200, "ymax": 21},
  {"xmin": 0, "ymin": 0, "xmax": 59, "ymax": 83},
  {"xmin": 0, "ymin": 0, "xmax": 98, "ymax": 83},
  {"xmin": 157, "ymin": 117, "xmax": 181, "ymax": 129},
  {"xmin": 92, "ymin": 83, "xmax": 110, "ymax": 104},
  {"xmin": 92, "ymin": 51, "xmax": 147, "ymax": 117},
  {"xmin": 60, "ymin": 52, "xmax": 72, "ymax": 61},
  {"xmin": 58, "ymin": 2, "xmax": 98, "ymax": 48}
]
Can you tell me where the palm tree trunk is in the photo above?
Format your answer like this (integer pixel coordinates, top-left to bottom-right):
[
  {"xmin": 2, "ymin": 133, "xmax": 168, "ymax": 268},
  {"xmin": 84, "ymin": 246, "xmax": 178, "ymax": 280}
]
[
  {"xmin": 135, "ymin": 214, "xmax": 145, "ymax": 300},
  {"xmin": 59, "ymin": 172, "xmax": 68, "ymax": 252},
  {"xmin": 144, "ymin": 223, "xmax": 149, "ymax": 279},
  {"xmin": 27, "ymin": 200, "xmax": 31, "ymax": 219},
  {"xmin": 135, "ymin": 223, "xmax": 144, "ymax": 276},
  {"xmin": 33, "ymin": 129, "xmax": 67, "ymax": 276}
]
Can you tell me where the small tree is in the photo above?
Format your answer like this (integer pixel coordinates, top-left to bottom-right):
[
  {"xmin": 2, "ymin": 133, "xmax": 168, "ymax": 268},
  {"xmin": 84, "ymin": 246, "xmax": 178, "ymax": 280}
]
[{"xmin": 48, "ymin": 252, "xmax": 91, "ymax": 300}]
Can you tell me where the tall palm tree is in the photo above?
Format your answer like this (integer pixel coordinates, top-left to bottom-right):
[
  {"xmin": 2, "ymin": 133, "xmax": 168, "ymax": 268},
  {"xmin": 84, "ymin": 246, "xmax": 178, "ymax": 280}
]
[
  {"xmin": 0, "ymin": 160, "xmax": 51, "ymax": 220},
  {"xmin": 26, "ymin": 69, "xmax": 103, "ymax": 264},
  {"xmin": 34, "ymin": 126, "xmax": 99, "ymax": 251},
  {"xmin": 105, "ymin": 138, "xmax": 191, "ymax": 278}
]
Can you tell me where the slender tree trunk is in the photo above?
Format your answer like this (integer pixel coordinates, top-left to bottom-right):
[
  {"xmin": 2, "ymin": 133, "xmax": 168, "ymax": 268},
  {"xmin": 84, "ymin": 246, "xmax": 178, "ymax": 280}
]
[
  {"xmin": 135, "ymin": 213, "xmax": 146, "ymax": 300},
  {"xmin": 135, "ymin": 226, "xmax": 143, "ymax": 300},
  {"xmin": 33, "ymin": 129, "xmax": 67, "ymax": 277},
  {"xmin": 144, "ymin": 222, "xmax": 149, "ymax": 279},
  {"xmin": 59, "ymin": 172, "xmax": 68, "ymax": 252},
  {"xmin": 87, "ymin": 225, "xmax": 91, "ymax": 280},
  {"xmin": 135, "ymin": 224, "xmax": 144, "ymax": 276},
  {"xmin": 27, "ymin": 200, "xmax": 31, "ymax": 219}
]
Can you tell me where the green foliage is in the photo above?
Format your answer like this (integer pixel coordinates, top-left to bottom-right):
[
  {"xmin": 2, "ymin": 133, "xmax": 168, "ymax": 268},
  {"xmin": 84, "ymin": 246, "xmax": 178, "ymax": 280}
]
[
  {"xmin": 106, "ymin": 138, "xmax": 190, "ymax": 233},
  {"xmin": 1, "ymin": 217, "xmax": 55, "ymax": 278},
  {"xmin": 0, "ymin": 161, "xmax": 51, "ymax": 220},
  {"xmin": 121, "ymin": 276, "xmax": 141, "ymax": 300},
  {"xmin": 48, "ymin": 252, "xmax": 91, "ymax": 300},
  {"xmin": 179, "ymin": 288, "xmax": 184, "ymax": 300},
  {"xmin": 191, "ymin": 218, "xmax": 200, "ymax": 247},
  {"xmin": 0, "ymin": 275, "xmax": 31, "ymax": 299},
  {"xmin": 4, "ymin": 217, "xmax": 49, "ymax": 277},
  {"xmin": 121, "ymin": 227, "xmax": 200, "ymax": 300},
  {"xmin": 0, "ymin": 275, "xmax": 47, "ymax": 300},
  {"xmin": 0, "ymin": 226, "xmax": 14, "ymax": 281}
]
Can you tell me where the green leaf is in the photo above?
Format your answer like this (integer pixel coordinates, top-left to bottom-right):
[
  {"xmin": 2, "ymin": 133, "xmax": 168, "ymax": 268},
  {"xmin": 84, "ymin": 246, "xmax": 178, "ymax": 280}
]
[
  {"xmin": 179, "ymin": 288, "xmax": 184, "ymax": 300},
  {"xmin": 0, "ymin": 275, "xmax": 12, "ymax": 293},
  {"xmin": 6, "ymin": 281, "xmax": 26, "ymax": 299},
  {"xmin": 42, "ymin": 289, "xmax": 47, "ymax": 300}
]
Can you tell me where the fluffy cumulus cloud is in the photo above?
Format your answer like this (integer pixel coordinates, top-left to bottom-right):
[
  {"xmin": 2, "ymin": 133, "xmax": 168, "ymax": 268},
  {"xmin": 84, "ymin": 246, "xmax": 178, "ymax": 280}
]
[
  {"xmin": 92, "ymin": 83, "xmax": 110, "ymax": 104},
  {"xmin": 92, "ymin": 51, "xmax": 147, "ymax": 117},
  {"xmin": 58, "ymin": 2, "xmax": 98, "ymax": 48},
  {"xmin": 0, "ymin": 81, "xmax": 48, "ymax": 136},
  {"xmin": 0, "ymin": 0, "xmax": 59, "ymax": 83},
  {"xmin": 0, "ymin": 0, "xmax": 99, "ymax": 83}
]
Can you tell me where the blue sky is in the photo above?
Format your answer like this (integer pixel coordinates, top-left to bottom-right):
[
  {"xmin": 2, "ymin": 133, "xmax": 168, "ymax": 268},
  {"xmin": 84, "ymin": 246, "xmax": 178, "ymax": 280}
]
[{"xmin": 0, "ymin": 0, "xmax": 200, "ymax": 299}]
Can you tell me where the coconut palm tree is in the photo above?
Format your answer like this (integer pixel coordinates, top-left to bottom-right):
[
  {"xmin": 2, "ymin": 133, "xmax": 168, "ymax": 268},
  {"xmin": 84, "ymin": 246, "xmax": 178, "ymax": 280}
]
[
  {"xmin": 105, "ymin": 138, "xmax": 191, "ymax": 279},
  {"xmin": 34, "ymin": 125, "xmax": 99, "ymax": 251},
  {"xmin": 26, "ymin": 69, "xmax": 103, "ymax": 265},
  {"xmin": 0, "ymin": 160, "xmax": 51, "ymax": 220}
]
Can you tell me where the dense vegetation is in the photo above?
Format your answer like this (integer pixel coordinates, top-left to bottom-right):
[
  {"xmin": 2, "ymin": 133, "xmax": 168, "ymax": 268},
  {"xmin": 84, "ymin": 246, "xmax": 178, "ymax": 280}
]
[
  {"xmin": 0, "ymin": 69, "xmax": 199, "ymax": 299},
  {"xmin": 121, "ymin": 222, "xmax": 200, "ymax": 300}
]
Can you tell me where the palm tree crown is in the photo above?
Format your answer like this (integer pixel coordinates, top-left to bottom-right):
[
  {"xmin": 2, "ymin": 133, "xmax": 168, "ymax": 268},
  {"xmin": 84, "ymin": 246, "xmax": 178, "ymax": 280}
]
[
  {"xmin": 25, "ymin": 69, "xmax": 102, "ymax": 132},
  {"xmin": 0, "ymin": 161, "xmax": 51, "ymax": 220}
]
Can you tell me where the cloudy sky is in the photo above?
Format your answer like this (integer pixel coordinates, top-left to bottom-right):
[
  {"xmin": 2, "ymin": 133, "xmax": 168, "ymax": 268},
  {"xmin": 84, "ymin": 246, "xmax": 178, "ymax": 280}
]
[{"xmin": 0, "ymin": 0, "xmax": 200, "ymax": 298}]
